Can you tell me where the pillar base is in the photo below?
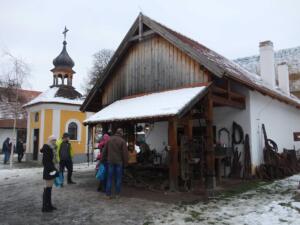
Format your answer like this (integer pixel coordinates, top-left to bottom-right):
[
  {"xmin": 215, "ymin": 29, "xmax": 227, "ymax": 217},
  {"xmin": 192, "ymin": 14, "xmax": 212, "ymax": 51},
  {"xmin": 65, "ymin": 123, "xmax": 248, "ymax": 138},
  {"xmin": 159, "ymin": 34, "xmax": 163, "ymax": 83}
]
[{"xmin": 205, "ymin": 175, "xmax": 216, "ymax": 190}]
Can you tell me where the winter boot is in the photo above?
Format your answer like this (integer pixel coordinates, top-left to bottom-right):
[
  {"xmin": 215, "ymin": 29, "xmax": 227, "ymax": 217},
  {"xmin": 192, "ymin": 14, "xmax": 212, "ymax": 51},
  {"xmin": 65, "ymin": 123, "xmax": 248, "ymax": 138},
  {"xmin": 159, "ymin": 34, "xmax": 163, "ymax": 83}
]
[
  {"xmin": 42, "ymin": 188, "xmax": 52, "ymax": 213},
  {"xmin": 48, "ymin": 187, "xmax": 57, "ymax": 210},
  {"xmin": 67, "ymin": 171, "xmax": 76, "ymax": 184}
]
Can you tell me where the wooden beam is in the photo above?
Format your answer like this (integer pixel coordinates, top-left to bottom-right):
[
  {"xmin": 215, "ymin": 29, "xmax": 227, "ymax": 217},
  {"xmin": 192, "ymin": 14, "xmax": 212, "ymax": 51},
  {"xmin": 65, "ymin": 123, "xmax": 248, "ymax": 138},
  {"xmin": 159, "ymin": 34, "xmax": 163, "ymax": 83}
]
[
  {"xmin": 212, "ymin": 86, "xmax": 227, "ymax": 95},
  {"xmin": 139, "ymin": 13, "xmax": 143, "ymax": 41},
  {"xmin": 168, "ymin": 118, "xmax": 178, "ymax": 191},
  {"xmin": 212, "ymin": 95, "xmax": 245, "ymax": 109},
  {"xmin": 205, "ymin": 91, "xmax": 216, "ymax": 191},
  {"xmin": 129, "ymin": 30, "xmax": 156, "ymax": 42},
  {"xmin": 227, "ymin": 79, "xmax": 231, "ymax": 100},
  {"xmin": 212, "ymin": 85, "xmax": 245, "ymax": 100}
]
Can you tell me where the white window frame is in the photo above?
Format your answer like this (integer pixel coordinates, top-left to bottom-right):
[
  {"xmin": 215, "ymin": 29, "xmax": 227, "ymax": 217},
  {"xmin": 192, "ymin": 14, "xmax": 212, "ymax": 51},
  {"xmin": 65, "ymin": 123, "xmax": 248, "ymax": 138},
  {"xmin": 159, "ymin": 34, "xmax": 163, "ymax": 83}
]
[{"xmin": 65, "ymin": 119, "xmax": 81, "ymax": 141}]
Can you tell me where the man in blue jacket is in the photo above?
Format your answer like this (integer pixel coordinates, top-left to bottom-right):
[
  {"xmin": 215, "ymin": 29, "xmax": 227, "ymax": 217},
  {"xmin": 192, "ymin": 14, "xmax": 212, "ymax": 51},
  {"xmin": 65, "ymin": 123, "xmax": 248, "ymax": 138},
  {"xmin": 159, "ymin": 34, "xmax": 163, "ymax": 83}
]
[{"xmin": 2, "ymin": 138, "xmax": 11, "ymax": 164}]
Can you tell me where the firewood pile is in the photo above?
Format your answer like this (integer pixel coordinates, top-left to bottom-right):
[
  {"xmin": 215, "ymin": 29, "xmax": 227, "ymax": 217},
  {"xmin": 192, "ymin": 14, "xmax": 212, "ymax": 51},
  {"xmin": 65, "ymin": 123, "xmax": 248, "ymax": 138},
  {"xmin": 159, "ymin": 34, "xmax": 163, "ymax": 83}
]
[{"xmin": 255, "ymin": 124, "xmax": 300, "ymax": 180}]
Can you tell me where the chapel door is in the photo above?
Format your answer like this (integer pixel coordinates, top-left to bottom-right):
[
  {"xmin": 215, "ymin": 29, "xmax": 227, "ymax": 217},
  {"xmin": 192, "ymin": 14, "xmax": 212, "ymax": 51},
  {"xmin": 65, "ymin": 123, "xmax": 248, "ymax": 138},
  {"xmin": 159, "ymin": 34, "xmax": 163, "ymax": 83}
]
[{"xmin": 33, "ymin": 129, "xmax": 39, "ymax": 160}]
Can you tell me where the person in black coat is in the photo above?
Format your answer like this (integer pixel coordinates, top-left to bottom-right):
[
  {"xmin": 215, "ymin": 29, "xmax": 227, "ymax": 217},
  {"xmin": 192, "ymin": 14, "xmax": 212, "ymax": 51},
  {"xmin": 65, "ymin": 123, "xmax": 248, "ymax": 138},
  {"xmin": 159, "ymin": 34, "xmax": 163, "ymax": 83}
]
[
  {"xmin": 16, "ymin": 139, "xmax": 25, "ymax": 163},
  {"xmin": 40, "ymin": 135, "xmax": 58, "ymax": 213}
]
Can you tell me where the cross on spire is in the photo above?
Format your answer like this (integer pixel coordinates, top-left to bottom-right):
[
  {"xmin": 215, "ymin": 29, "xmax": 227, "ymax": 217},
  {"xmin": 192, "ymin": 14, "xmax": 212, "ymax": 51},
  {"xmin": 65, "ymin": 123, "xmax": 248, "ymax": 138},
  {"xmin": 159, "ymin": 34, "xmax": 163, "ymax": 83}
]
[{"xmin": 62, "ymin": 26, "xmax": 69, "ymax": 41}]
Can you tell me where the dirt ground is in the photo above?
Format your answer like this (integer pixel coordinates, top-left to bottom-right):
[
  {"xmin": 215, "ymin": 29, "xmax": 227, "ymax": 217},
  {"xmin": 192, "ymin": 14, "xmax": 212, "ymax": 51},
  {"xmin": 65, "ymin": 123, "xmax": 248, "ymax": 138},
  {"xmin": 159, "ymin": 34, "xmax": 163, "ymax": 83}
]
[{"xmin": 1, "ymin": 161, "xmax": 300, "ymax": 225}]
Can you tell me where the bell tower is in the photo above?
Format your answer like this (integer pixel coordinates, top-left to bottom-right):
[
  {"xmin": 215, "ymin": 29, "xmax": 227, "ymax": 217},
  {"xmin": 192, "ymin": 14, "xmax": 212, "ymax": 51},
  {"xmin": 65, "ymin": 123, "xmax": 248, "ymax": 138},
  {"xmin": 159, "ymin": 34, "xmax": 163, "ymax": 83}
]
[{"xmin": 51, "ymin": 26, "xmax": 75, "ymax": 87}]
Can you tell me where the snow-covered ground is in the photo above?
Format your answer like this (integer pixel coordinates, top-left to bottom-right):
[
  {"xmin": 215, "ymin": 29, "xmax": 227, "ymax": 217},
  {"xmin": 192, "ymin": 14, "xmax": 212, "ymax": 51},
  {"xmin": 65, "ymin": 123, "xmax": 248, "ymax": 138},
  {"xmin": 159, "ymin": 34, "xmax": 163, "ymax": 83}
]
[
  {"xmin": 152, "ymin": 175, "xmax": 300, "ymax": 225},
  {"xmin": 0, "ymin": 163, "xmax": 165, "ymax": 225},
  {"xmin": 0, "ymin": 163, "xmax": 299, "ymax": 225}
]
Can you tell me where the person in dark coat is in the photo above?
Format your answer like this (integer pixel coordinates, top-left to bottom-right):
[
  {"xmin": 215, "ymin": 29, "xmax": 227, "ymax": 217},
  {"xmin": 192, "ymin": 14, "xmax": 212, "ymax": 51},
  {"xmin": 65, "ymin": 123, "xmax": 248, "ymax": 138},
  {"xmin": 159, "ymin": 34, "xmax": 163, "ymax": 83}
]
[
  {"xmin": 104, "ymin": 128, "xmax": 128, "ymax": 198},
  {"xmin": 40, "ymin": 135, "xmax": 58, "ymax": 213},
  {"xmin": 56, "ymin": 132, "xmax": 76, "ymax": 185},
  {"xmin": 16, "ymin": 139, "xmax": 25, "ymax": 163},
  {"xmin": 2, "ymin": 138, "xmax": 11, "ymax": 164}
]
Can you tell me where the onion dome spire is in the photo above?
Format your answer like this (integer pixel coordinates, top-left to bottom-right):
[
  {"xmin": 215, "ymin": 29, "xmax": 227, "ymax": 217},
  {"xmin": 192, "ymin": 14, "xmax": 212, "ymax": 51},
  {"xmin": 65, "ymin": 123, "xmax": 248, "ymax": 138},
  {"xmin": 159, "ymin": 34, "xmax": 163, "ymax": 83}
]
[
  {"xmin": 51, "ymin": 26, "xmax": 76, "ymax": 87},
  {"xmin": 52, "ymin": 27, "xmax": 74, "ymax": 69}
]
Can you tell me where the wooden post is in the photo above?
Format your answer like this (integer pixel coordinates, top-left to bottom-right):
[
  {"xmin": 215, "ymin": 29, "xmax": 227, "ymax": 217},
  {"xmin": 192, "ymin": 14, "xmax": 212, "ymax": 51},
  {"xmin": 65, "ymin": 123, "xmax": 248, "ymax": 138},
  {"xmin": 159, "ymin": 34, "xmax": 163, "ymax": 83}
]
[
  {"xmin": 126, "ymin": 123, "xmax": 135, "ymax": 146},
  {"xmin": 168, "ymin": 118, "xmax": 178, "ymax": 191},
  {"xmin": 205, "ymin": 91, "xmax": 216, "ymax": 191},
  {"xmin": 87, "ymin": 125, "xmax": 93, "ymax": 165}
]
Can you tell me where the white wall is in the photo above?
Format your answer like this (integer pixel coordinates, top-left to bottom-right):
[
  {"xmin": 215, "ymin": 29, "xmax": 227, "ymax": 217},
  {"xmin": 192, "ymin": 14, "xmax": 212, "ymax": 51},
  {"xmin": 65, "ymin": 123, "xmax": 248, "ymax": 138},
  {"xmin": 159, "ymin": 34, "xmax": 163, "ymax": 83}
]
[
  {"xmin": 249, "ymin": 91, "xmax": 300, "ymax": 166},
  {"xmin": 145, "ymin": 121, "xmax": 168, "ymax": 153},
  {"xmin": 213, "ymin": 85, "xmax": 251, "ymax": 147},
  {"xmin": 213, "ymin": 92, "xmax": 251, "ymax": 175}
]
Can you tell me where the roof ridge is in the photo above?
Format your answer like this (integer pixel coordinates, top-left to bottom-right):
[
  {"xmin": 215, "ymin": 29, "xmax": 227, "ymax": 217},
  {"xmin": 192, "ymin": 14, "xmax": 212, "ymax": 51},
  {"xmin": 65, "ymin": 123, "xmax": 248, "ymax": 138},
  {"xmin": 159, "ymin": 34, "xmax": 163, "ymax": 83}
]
[{"xmin": 234, "ymin": 45, "xmax": 300, "ymax": 61}]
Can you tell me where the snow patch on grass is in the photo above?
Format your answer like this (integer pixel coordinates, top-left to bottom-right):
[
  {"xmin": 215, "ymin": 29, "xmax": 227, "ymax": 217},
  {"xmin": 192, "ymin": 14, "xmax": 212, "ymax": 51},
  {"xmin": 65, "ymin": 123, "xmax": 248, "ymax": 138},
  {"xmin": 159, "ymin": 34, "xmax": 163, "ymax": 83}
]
[{"xmin": 153, "ymin": 175, "xmax": 300, "ymax": 225}]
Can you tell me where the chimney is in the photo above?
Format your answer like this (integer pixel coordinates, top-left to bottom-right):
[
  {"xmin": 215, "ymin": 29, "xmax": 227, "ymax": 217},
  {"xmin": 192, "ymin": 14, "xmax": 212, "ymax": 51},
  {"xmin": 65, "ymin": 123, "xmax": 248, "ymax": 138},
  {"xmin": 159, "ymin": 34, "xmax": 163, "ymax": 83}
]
[
  {"xmin": 259, "ymin": 41, "xmax": 276, "ymax": 88},
  {"xmin": 277, "ymin": 62, "xmax": 290, "ymax": 94}
]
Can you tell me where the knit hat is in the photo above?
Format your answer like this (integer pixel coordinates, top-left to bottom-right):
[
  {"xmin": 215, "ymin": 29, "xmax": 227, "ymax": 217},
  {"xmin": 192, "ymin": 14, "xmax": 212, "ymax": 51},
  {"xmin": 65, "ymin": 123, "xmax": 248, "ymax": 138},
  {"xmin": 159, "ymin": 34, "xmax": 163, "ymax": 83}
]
[
  {"xmin": 62, "ymin": 132, "xmax": 69, "ymax": 138},
  {"xmin": 48, "ymin": 135, "xmax": 57, "ymax": 142}
]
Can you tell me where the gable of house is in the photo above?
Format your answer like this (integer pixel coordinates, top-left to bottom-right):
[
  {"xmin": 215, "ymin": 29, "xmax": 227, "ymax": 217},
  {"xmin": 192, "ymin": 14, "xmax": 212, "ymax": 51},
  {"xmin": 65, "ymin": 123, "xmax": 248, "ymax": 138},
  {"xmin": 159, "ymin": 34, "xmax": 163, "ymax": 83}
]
[
  {"xmin": 100, "ymin": 35, "xmax": 210, "ymax": 107},
  {"xmin": 81, "ymin": 13, "xmax": 300, "ymax": 112}
]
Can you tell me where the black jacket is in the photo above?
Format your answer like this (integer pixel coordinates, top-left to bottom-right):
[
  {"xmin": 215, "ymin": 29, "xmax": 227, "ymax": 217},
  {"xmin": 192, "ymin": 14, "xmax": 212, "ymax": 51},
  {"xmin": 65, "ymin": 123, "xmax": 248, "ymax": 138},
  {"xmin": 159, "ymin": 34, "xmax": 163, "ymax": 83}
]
[
  {"xmin": 40, "ymin": 144, "xmax": 57, "ymax": 180},
  {"xmin": 16, "ymin": 141, "xmax": 24, "ymax": 153}
]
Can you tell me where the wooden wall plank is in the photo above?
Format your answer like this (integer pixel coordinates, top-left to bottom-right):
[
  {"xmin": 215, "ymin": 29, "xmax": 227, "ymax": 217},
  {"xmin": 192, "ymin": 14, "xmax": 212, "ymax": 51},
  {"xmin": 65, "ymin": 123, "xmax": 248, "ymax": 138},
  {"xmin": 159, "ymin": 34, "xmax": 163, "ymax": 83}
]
[{"xmin": 101, "ymin": 36, "xmax": 209, "ymax": 105}]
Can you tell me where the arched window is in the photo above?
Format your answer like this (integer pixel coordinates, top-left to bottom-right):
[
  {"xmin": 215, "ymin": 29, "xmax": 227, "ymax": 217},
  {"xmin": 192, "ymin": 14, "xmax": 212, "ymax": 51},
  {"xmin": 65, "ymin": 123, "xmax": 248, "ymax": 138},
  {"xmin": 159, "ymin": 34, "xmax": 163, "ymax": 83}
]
[
  {"xmin": 34, "ymin": 112, "xmax": 39, "ymax": 122},
  {"xmin": 68, "ymin": 122, "xmax": 78, "ymax": 140}
]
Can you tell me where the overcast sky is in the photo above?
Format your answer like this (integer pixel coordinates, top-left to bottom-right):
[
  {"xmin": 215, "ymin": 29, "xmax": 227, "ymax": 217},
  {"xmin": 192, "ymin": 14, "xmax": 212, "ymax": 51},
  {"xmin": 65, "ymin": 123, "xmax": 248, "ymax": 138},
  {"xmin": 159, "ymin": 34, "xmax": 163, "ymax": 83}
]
[{"xmin": 0, "ymin": 0, "xmax": 299, "ymax": 93}]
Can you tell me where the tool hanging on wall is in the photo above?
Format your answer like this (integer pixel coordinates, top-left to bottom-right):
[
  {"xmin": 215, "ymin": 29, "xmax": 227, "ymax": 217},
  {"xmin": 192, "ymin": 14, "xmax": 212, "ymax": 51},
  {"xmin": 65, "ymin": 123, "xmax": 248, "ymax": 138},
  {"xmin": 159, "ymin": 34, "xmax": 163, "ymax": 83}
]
[
  {"xmin": 217, "ymin": 128, "xmax": 233, "ymax": 167},
  {"xmin": 230, "ymin": 122, "xmax": 244, "ymax": 178},
  {"xmin": 232, "ymin": 122, "xmax": 244, "ymax": 145},
  {"xmin": 243, "ymin": 134, "xmax": 252, "ymax": 179}
]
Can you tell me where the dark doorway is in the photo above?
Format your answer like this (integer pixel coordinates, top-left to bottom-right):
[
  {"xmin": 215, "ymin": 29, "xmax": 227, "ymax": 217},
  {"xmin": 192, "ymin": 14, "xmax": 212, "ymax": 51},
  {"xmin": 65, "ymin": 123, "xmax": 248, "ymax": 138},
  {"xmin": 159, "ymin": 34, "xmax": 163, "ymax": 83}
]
[{"xmin": 33, "ymin": 129, "xmax": 39, "ymax": 160}]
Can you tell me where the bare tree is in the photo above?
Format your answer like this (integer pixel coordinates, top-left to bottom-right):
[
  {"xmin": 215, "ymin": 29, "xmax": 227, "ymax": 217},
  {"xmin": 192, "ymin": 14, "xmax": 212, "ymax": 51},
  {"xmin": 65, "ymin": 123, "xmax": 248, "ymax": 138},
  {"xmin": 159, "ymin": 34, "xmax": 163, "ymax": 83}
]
[
  {"xmin": 0, "ymin": 51, "xmax": 30, "ymax": 168},
  {"xmin": 83, "ymin": 49, "xmax": 114, "ymax": 95}
]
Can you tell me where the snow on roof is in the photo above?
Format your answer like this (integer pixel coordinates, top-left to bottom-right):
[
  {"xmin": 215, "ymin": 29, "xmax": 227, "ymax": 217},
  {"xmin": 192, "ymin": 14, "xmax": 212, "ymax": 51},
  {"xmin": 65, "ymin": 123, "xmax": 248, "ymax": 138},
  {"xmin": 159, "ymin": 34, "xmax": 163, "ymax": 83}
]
[
  {"xmin": 84, "ymin": 86, "xmax": 208, "ymax": 124},
  {"xmin": 234, "ymin": 46, "xmax": 300, "ymax": 75},
  {"xmin": 23, "ymin": 87, "xmax": 84, "ymax": 107}
]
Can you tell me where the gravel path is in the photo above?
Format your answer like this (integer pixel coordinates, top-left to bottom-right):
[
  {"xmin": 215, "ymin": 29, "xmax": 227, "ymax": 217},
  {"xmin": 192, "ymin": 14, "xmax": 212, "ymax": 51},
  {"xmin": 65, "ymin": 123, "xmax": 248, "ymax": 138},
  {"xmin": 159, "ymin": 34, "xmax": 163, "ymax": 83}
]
[{"xmin": 0, "ymin": 164, "xmax": 166, "ymax": 225}]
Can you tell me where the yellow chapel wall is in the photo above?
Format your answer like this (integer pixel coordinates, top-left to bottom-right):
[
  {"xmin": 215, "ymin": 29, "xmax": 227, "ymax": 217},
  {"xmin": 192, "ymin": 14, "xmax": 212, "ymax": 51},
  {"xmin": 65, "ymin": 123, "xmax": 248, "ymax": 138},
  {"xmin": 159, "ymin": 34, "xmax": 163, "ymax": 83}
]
[
  {"xmin": 60, "ymin": 110, "xmax": 87, "ymax": 154},
  {"xmin": 43, "ymin": 109, "xmax": 53, "ymax": 144},
  {"xmin": 29, "ymin": 111, "xmax": 41, "ymax": 152}
]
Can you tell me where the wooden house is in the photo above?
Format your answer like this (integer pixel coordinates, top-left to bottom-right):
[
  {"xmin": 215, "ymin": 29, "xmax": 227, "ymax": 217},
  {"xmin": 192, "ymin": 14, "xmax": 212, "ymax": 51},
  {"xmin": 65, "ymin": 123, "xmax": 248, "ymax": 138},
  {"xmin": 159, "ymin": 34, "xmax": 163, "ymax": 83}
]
[{"xmin": 81, "ymin": 14, "xmax": 300, "ymax": 190}]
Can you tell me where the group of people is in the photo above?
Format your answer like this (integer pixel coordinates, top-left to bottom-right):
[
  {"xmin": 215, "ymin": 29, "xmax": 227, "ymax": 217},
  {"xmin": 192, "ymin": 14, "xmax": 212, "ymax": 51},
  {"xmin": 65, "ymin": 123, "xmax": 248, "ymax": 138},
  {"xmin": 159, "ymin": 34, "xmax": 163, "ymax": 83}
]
[
  {"xmin": 40, "ymin": 132, "xmax": 75, "ymax": 213},
  {"xmin": 2, "ymin": 138, "xmax": 25, "ymax": 164},
  {"xmin": 40, "ymin": 128, "xmax": 129, "ymax": 213},
  {"xmin": 96, "ymin": 128, "xmax": 129, "ymax": 199}
]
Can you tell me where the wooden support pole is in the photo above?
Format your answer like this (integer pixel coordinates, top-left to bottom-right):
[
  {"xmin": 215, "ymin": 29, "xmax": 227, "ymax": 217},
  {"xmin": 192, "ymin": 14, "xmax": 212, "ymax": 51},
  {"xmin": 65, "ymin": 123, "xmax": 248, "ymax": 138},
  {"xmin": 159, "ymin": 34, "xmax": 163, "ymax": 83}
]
[
  {"xmin": 168, "ymin": 118, "xmax": 178, "ymax": 191},
  {"xmin": 126, "ymin": 123, "xmax": 135, "ymax": 146},
  {"xmin": 205, "ymin": 91, "xmax": 216, "ymax": 191}
]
